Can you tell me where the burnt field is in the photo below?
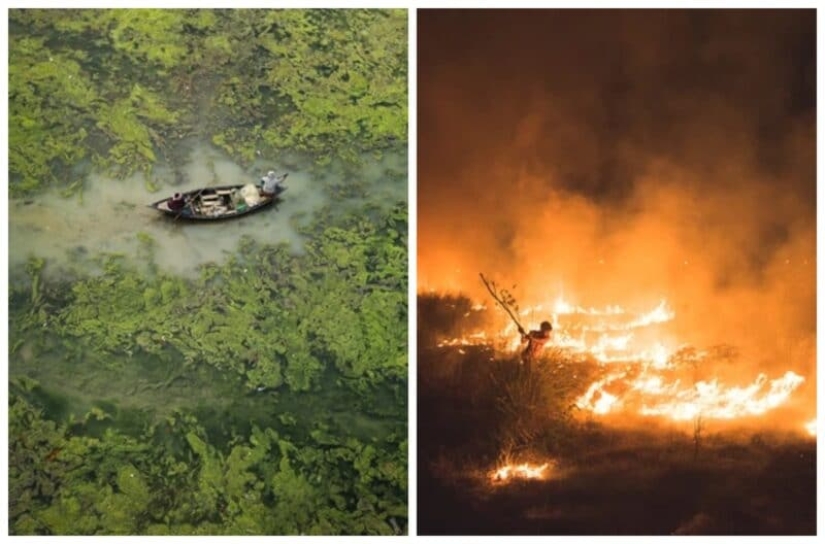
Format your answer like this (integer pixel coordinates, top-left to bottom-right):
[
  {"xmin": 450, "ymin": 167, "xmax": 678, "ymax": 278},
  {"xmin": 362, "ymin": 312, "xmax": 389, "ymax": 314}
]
[{"xmin": 417, "ymin": 294, "xmax": 816, "ymax": 535}]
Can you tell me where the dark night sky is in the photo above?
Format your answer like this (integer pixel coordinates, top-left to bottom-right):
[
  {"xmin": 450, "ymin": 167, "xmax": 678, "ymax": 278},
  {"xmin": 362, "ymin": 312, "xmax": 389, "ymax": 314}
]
[{"xmin": 417, "ymin": 9, "xmax": 816, "ymax": 376}]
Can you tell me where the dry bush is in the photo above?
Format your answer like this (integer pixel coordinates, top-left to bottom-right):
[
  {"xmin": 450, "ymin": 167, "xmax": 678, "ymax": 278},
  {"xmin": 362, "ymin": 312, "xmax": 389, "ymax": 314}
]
[{"xmin": 486, "ymin": 349, "xmax": 596, "ymax": 454}]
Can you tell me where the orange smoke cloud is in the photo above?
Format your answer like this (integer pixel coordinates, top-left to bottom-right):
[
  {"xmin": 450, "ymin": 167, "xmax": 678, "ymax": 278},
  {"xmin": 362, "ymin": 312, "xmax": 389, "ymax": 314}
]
[{"xmin": 418, "ymin": 9, "xmax": 816, "ymax": 425}]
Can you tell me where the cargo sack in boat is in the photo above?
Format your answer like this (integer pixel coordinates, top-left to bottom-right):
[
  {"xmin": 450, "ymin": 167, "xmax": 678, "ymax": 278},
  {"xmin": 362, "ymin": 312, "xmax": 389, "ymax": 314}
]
[{"xmin": 240, "ymin": 184, "xmax": 262, "ymax": 206}]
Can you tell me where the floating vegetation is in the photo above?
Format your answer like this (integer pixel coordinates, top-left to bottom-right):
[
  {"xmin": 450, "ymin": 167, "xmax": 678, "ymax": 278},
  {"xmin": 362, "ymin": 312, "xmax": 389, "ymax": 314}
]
[
  {"xmin": 9, "ymin": 204, "xmax": 408, "ymax": 536},
  {"xmin": 9, "ymin": 8, "xmax": 408, "ymax": 535},
  {"xmin": 9, "ymin": 9, "xmax": 407, "ymax": 197}
]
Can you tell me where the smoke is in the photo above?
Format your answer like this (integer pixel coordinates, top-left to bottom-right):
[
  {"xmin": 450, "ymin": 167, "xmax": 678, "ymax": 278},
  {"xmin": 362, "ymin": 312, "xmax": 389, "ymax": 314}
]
[{"xmin": 418, "ymin": 10, "xmax": 816, "ymax": 393}]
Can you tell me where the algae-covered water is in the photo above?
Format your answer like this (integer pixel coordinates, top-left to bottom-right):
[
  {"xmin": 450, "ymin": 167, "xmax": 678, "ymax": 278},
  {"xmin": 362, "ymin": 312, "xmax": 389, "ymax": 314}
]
[
  {"xmin": 8, "ymin": 147, "xmax": 409, "ymax": 536},
  {"xmin": 8, "ymin": 140, "xmax": 407, "ymax": 279},
  {"xmin": 8, "ymin": 8, "xmax": 408, "ymax": 536}
]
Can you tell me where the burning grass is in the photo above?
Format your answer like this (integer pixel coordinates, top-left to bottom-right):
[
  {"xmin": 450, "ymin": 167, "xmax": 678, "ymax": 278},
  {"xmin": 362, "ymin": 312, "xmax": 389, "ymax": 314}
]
[
  {"xmin": 420, "ymin": 291, "xmax": 811, "ymax": 430},
  {"xmin": 490, "ymin": 462, "xmax": 552, "ymax": 483},
  {"xmin": 417, "ymin": 293, "xmax": 815, "ymax": 535}
]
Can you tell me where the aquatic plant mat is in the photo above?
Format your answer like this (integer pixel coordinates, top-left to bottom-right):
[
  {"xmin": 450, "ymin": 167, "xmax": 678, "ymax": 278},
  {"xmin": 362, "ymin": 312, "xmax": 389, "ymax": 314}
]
[
  {"xmin": 10, "ymin": 205, "xmax": 407, "ymax": 535},
  {"xmin": 9, "ymin": 9, "xmax": 408, "ymax": 535}
]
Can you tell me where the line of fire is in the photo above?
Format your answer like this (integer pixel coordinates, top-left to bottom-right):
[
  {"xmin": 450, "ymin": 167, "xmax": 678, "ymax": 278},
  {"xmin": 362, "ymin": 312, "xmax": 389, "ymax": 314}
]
[
  {"xmin": 419, "ymin": 269, "xmax": 816, "ymax": 535},
  {"xmin": 417, "ymin": 9, "xmax": 816, "ymax": 536}
]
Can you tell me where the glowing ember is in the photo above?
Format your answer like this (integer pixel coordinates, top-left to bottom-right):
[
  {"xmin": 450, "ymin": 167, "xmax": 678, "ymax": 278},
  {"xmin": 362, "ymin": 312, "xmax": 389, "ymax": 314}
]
[{"xmin": 491, "ymin": 462, "xmax": 550, "ymax": 482}]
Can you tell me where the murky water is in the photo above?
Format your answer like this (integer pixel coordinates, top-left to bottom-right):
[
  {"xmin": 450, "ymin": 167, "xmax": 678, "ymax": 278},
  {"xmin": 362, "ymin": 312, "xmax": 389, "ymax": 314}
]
[
  {"xmin": 8, "ymin": 139, "xmax": 407, "ymax": 419},
  {"xmin": 8, "ymin": 140, "xmax": 407, "ymax": 280},
  {"xmin": 8, "ymin": 139, "xmax": 408, "ymax": 534}
]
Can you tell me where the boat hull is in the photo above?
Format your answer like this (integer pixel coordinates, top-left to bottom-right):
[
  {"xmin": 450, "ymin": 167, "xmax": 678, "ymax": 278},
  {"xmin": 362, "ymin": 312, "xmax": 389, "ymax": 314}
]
[{"xmin": 149, "ymin": 183, "xmax": 286, "ymax": 221}]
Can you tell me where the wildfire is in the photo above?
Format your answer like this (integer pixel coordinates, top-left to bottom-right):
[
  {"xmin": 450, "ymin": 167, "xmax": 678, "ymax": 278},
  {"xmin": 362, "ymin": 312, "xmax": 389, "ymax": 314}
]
[
  {"xmin": 439, "ymin": 296, "xmax": 677, "ymax": 361},
  {"xmin": 635, "ymin": 371, "xmax": 805, "ymax": 420},
  {"xmin": 437, "ymin": 294, "xmax": 806, "ymax": 424},
  {"xmin": 576, "ymin": 373, "xmax": 625, "ymax": 414},
  {"xmin": 437, "ymin": 331, "xmax": 488, "ymax": 348},
  {"xmin": 625, "ymin": 299, "xmax": 675, "ymax": 328},
  {"xmin": 805, "ymin": 419, "xmax": 816, "ymax": 437},
  {"xmin": 490, "ymin": 462, "xmax": 550, "ymax": 483},
  {"xmin": 551, "ymin": 296, "xmax": 625, "ymax": 316}
]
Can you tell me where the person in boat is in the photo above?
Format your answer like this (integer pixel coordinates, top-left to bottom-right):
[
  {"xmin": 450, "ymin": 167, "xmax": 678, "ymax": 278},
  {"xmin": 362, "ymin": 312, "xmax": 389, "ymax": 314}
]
[
  {"xmin": 518, "ymin": 320, "xmax": 553, "ymax": 369},
  {"xmin": 168, "ymin": 192, "xmax": 186, "ymax": 211},
  {"xmin": 260, "ymin": 171, "xmax": 286, "ymax": 196}
]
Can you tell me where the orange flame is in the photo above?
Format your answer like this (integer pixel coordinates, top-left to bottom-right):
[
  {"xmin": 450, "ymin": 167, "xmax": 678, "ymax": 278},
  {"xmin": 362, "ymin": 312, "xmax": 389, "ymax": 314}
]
[
  {"xmin": 636, "ymin": 371, "xmax": 805, "ymax": 420},
  {"xmin": 491, "ymin": 462, "xmax": 550, "ymax": 483},
  {"xmin": 625, "ymin": 299, "xmax": 675, "ymax": 328},
  {"xmin": 437, "ymin": 294, "xmax": 806, "ymax": 424}
]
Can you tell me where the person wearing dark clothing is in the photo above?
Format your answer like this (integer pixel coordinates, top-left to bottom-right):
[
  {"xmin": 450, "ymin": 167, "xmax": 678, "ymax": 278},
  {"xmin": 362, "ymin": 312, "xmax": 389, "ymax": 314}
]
[
  {"xmin": 518, "ymin": 320, "xmax": 553, "ymax": 368},
  {"xmin": 168, "ymin": 192, "xmax": 186, "ymax": 211}
]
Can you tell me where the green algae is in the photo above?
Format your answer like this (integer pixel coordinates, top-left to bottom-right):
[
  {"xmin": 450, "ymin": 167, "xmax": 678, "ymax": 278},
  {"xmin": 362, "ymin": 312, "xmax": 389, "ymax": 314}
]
[
  {"xmin": 9, "ymin": 8, "xmax": 408, "ymax": 535},
  {"xmin": 8, "ymin": 203, "xmax": 408, "ymax": 535},
  {"xmin": 9, "ymin": 8, "xmax": 407, "ymax": 197}
]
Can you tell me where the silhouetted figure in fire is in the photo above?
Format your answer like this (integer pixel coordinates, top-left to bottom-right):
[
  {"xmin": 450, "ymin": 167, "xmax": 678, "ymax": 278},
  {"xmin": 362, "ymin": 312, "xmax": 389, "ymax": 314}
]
[{"xmin": 519, "ymin": 321, "xmax": 553, "ymax": 370}]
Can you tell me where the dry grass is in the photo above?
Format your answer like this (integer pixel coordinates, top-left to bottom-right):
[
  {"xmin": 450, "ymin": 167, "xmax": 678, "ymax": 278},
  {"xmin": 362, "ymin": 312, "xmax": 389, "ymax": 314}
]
[{"xmin": 417, "ymin": 295, "xmax": 816, "ymax": 535}]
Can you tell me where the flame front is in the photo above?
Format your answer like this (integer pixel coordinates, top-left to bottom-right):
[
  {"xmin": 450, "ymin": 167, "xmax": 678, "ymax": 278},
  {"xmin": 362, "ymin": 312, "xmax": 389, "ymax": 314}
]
[
  {"xmin": 635, "ymin": 371, "xmax": 805, "ymax": 420},
  {"xmin": 438, "ymin": 295, "xmax": 806, "ymax": 425},
  {"xmin": 491, "ymin": 462, "xmax": 550, "ymax": 483}
]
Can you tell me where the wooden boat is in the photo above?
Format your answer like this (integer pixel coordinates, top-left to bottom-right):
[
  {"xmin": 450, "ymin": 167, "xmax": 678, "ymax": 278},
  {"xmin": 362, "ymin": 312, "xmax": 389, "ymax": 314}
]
[{"xmin": 149, "ymin": 175, "xmax": 287, "ymax": 221}]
